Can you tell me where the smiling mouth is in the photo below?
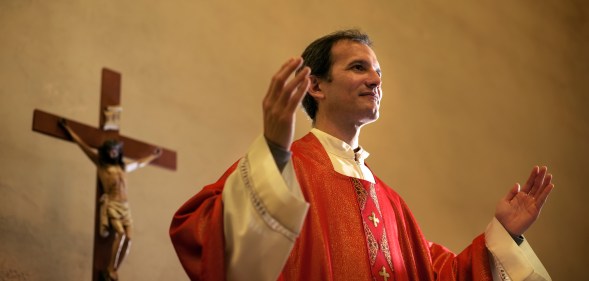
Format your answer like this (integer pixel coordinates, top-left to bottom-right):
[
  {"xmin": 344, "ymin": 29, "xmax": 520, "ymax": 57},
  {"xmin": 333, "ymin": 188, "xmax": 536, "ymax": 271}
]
[{"xmin": 360, "ymin": 92, "xmax": 380, "ymax": 102}]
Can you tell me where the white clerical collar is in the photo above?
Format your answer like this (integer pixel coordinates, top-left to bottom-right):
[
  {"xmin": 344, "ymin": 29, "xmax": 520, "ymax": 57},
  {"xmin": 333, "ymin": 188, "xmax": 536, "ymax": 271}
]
[{"xmin": 310, "ymin": 128, "xmax": 371, "ymax": 165}]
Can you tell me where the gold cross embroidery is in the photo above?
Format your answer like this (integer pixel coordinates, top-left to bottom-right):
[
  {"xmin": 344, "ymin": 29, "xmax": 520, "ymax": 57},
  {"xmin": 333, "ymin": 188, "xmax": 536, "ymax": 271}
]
[
  {"xmin": 379, "ymin": 266, "xmax": 390, "ymax": 281},
  {"xmin": 368, "ymin": 211, "xmax": 380, "ymax": 227}
]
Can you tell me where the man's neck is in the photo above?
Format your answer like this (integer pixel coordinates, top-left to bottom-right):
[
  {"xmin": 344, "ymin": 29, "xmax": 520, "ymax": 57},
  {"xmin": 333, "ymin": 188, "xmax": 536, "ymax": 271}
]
[{"xmin": 313, "ymin": 118, "xmax": 362, "ymax": 148}]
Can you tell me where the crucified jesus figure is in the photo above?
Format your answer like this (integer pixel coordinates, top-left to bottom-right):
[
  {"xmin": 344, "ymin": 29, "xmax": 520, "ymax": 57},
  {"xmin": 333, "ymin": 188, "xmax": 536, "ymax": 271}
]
[{"xmin": 59, "ymin": 119, "xmax": 161, "ymax": 281}]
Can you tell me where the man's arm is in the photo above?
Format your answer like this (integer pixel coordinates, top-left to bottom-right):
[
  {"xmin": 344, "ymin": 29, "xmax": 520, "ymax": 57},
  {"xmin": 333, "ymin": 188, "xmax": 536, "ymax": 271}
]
[
  {"xmin": 170, "ymin": 136, "xmax": 308, "ymax": 281},
  {"xmin": 486, "ymin": 218, "xmax": 551, "ymax": 281},
  {"xmin": 488, "ymin": 166, "xmax": 554, "ymax": 280},
  {"xmin": 221, "ymin": 58, "xmax": 312, "ymax": 280},
  {"xmin": 222, "ymin": 135, "xmax": 308, "ymax": 280},
  {"xmin": 171, "ymin": 57, "xmax": 312, "ymax": 280}
]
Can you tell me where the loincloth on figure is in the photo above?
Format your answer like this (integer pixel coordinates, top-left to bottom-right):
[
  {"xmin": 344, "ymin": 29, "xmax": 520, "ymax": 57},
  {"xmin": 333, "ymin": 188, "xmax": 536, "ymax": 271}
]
[{"xmin": 99, "ymin": 194, "xmax": 133, "ymax": 237}]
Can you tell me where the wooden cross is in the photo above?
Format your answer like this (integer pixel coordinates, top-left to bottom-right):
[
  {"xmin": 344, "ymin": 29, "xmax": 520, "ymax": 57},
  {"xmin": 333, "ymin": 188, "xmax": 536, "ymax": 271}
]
[{"xmin": 32, "ymin": 68, "xmax": 177, "ymax": 281}]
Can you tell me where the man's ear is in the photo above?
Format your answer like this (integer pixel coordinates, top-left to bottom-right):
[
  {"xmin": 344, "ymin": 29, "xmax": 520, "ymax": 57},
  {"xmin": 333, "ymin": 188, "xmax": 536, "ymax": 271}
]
[{"xmin": 308, "ymin": 76, "xmax": 325, "ymax": 100}]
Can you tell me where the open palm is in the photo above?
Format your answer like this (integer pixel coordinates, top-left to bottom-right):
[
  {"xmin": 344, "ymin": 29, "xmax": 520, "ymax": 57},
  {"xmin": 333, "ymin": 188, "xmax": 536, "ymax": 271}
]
[{"xmin": 495, "ymin": 166, "xmax": 554, "ymax": 237}]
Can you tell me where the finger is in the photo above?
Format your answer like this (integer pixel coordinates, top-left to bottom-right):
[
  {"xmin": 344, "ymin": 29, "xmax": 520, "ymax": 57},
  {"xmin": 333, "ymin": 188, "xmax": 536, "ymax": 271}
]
[
  {"xmin": 520, "ymin": 166, "xmax": 539, "ymax": 193},
  {"xmin": 285, "ymin": 71, "xmax": 311, "ymax": 113},
  {"xmin": 267, "ymin": 57, "xmax": 304, "ymax": 102},
  {"xmin": 545, "ymin": 173, "xmax": 553, "ymax": 187},
  {"xmin": 277, "ymin": 63, "xmax": 309, "ymax": 107},
  {"xmin": 535, "ymin": 183, "xmax": 554, "ymax": 209},
  {"xmin": 529, "ymin": 166, "xmax": 547, "ymax": 196},
  {"xmin": 532, "ymin": 173, "xmax": 552, "ymax": 198},
  {"xmin": 504, "ymin": 183, "xmax": 520, "ymax": 201},
  {"xmin": 280, "ymin": 66, "xmax": 311, "ymax": 106},
  {"xmin": 266, "ymin": 58, "xmax": 295, "ymax": 103}
]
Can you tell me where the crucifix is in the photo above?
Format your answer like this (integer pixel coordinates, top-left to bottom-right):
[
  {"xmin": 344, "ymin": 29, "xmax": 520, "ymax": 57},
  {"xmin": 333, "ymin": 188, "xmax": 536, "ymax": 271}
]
[{"xmin": 32, "ymin": 68, "xmax": 177, "ymax": 281}]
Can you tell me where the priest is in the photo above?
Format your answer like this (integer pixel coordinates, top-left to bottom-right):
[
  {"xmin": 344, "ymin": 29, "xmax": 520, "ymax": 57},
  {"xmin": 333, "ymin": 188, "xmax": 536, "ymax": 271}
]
[{"xmin": 170, "ymin": 30, "xmax": 553, "ymax": 281}]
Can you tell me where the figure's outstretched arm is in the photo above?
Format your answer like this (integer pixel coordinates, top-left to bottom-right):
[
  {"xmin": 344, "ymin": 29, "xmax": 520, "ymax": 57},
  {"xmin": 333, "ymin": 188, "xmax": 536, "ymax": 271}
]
[
  {"xmin": 59, "ymin": 119, "xmax": 99, "ymax": 165},
  {"xmin": 125, "ymin": 147, "xmax": 162, "ymax": 172}
]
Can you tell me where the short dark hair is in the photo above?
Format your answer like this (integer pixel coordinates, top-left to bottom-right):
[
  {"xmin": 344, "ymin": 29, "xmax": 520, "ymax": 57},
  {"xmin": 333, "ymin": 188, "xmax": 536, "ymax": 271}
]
[
  {"xmin": 99, "ymin": 139, "xmax": 125, "ymax": 168},
  {"xmin": 301, "ymin": 29, "xmax": 373, "ymax": 120}
]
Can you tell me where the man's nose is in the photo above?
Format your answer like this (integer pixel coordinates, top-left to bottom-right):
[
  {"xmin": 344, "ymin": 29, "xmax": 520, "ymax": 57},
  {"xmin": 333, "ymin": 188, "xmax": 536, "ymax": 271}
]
[{"xmin": 366, "ymin": 69, "xmax": 381, "ymax": 89}]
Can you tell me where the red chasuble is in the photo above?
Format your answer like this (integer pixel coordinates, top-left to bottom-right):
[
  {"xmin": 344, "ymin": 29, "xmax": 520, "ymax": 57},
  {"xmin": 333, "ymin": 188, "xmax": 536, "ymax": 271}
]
[{"xmin": 170, "ymin": 133, "xmax": 493, "ymax": 281}]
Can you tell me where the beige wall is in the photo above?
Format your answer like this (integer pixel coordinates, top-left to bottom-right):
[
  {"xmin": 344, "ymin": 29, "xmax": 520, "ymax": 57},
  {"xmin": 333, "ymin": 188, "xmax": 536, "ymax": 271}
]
[{"xmin": 1, "ymin": 0, "xmax": 587, "ymax": 280}]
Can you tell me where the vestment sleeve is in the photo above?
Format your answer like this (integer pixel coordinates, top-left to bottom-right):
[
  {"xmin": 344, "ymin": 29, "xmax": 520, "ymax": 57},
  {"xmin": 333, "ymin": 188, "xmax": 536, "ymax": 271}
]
[
  {"xmin": 170, "ymin": 135, "xmax": 309, "ymax": 280},
  {"xmin": 426, "ymin": 219, "xmax": 551, "ymax": 281},
  {"xmin": 169, "ymin": 161, "xmax": 237, "ymax": 280},
  {"xmin": 485, "ymin": 218, "xmax": 551, "ymax": 281},
  {"xmin": 222, "ymin": 135, "xmax": 309, "ymax": 280},
  {"xmin": 428, "ymin": 235, "xmax": 493, "ymax": 280}
]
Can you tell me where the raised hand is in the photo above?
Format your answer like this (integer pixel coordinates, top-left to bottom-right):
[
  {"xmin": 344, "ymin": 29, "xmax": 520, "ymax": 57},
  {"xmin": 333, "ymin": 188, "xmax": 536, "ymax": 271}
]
[
  {"xmin": 263, "ymin": 57, "xmax": 311, "ymax": 150},
  {"xmin": 495, "ymin": 166, "xmax": 555, "ymax": 237}
]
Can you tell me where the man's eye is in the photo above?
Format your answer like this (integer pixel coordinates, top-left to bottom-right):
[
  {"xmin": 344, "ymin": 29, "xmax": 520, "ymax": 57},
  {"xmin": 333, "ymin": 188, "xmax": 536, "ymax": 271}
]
[{"xmin": 352, "ymin": 65, "xmax": 365, "ymax": 71}]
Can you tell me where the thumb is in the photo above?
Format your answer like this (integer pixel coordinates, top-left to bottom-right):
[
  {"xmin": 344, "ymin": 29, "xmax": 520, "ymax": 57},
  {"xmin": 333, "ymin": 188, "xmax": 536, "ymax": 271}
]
[{"xmin": 504, "ymin": 183, "xmax": 520, "ymax": 201}]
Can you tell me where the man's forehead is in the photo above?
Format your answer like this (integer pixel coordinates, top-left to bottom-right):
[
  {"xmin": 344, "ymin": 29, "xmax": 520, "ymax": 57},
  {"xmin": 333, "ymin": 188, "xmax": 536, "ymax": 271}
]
[{"xmin": 331, "ymin": 40, "xmax": 380, "ymax": 66}]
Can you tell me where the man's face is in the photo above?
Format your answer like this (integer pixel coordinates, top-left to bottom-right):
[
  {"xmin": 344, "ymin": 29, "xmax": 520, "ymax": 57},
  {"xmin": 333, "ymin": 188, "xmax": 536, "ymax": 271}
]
[{"xmin": 315, "ymin": 40, "xmax": 382, "ymax": 127}]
